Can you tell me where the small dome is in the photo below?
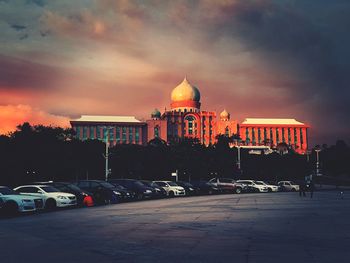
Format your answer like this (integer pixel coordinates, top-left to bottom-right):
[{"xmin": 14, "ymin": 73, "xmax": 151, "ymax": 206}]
[
  {"xmin": 220, "ymin": 109, "xmax": 230, "ymax": 120},
  {"xmin": 171, "ymin": 77, "xmax": 200, "ymax": 102},
  {"xmin": 151, "ymin": 108, "xmax": 161, "ymax": 119}
]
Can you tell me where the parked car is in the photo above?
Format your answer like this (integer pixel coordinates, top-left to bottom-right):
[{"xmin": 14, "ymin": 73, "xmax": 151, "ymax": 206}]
[
  {"xmin": 74, "ymin": 180, "xmax": 124, "ymax": 204},
  {"xmin": 13, "ymin": 185, "xmax": 76, "ymax": 209},
  {"xmin": 140, "ymin": 180, "xmax": 167, "ymax": 199},
  {"xmin": 34, "ymin": 181, "xmax": 94, "ymax": 207},
  {"xmin": 109, "ymin": 183, "xmax": 136, "ymax": 201},
  {"xmin": 153, "ymin": 181, "xmax": 186, "ymax": 197},
  {"xmin": 255, "ymin": 181, "xmax": 279, "ymax": 192},
  {"xmin": 109, "ymin": 179, "xmax": 154, "ymax": 200},
  {"xmin": 0, "ymin": 196, "xmax": 4, "ymax": 213},
  {"xmin": 0, "ymin": 186, "xmax": 44, "ymax": 214},
  {"xmin": 278, "ymin": 181, "xmax": 300, "ymax": 192},
  {"xmin": 208, "ymin": 178, "xmax": 247, "ymax": 194},
  {"xmin": 175, "ymin": 181, "xmax": 196, "ymax": 196},
  {"xmin": 190, "ymin": 180, "xmax": 220, "ymax": 195},
  {"xmin": 236, "ymin": 180, "xmax": 269, "ymax": 193}
]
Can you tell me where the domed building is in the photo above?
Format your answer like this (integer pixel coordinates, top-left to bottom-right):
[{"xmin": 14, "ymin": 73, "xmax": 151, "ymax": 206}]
[
  {"xmin": 70, "ymin": 77, "xmax": 309, "ymax": 153},
  {"xmin": 151, "ymin": 109, "xmax": 161, "ymax": 120},
  {"xmin": 170, "ymin": 77, "xmax": 201, "ymax": 112},
  {"xmin": 146, "ymin": 77, "xmax": 237, "ymax": 145}
]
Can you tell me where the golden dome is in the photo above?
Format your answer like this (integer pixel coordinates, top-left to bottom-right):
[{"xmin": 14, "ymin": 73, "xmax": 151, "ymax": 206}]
[
  {"xmin": 220, "ymin": 109, "xmax": 230, "ymax": 120},
  {"xmin": 171, "ymin": 77, "xmax": 200, "ymax": 102}
]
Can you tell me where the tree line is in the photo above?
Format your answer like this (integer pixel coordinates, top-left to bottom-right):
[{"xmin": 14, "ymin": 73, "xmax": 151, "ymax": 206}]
[{"xmin": 0, "ymin": 122, "xmax": 349, "ymax": 187}]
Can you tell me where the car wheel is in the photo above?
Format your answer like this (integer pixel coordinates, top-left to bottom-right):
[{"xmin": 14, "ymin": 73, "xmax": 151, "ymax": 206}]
[
  {"xmin": 4, "ymin": 201, "xmax": 19, "ymax": 216},
  {"xmin": 136, "ymin": 193, "xmax": 143, "ymax": 200},
  {"xmin": 169, "ymin": 191, "xmax": 175, "ymax": 197},
  {"xmin": 291, "ymin": 188, "xmax": 296, "ymax": 192},
  {"xmin": 45, "ymin": 199, "xmax": 57, "ymax": 210},
  {"xmin": 268, "ymin": 188, "xmax": 272, "ymax": 193},
  {"xmin": 235, "ymin": 187, "xmax": 242, "ymax": 194}
]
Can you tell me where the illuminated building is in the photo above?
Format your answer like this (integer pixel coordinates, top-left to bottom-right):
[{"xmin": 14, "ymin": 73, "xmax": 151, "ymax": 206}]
[{"xmin": 70, "ymin": 77, "xmax": 309, "ymax": 153}]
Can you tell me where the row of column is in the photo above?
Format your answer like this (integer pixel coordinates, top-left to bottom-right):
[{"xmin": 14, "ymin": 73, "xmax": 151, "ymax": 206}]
[
  {"xmin": 74, "ymin": 125, "xmax": 143, "ymax": 145},
  {"xmin": 242, "ymin": 126, "xmax": 308, "ymax": 150}
]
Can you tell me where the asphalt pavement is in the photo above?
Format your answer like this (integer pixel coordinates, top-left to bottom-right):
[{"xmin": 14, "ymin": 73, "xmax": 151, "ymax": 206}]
[{"xmin": 0, "ymin": 191, "xmax": 349, "ymax": 263}]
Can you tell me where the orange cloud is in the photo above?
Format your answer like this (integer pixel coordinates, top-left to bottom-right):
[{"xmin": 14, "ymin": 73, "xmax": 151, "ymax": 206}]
[{"xmin": 0, "ymin": 104, "xmax": 70, "ymax": 135}]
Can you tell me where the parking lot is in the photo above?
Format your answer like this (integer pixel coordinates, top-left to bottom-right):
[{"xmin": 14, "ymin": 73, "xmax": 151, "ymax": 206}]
[{"xmin": 1, "ymin": 191, "xmax": 349, "ymax": 263}]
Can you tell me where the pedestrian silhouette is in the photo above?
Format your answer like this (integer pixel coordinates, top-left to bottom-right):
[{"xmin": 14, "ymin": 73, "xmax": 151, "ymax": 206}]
[
  {"xmin": 308, "ymin": 180, "xmax": 315, "ymax": 198},
  {"xmin": 299, "ymin": 180, "xmax": 306, "ymax": 197}
]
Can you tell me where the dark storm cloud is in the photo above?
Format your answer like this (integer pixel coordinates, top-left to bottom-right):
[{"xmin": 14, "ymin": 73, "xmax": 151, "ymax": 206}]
[
  {"xmin": 196, "ymin": 0, "xmax": 350, "ymax": 139},
  {"xmin": 10, "ymin": 24, "xmax": 27, "ymax": 31}
]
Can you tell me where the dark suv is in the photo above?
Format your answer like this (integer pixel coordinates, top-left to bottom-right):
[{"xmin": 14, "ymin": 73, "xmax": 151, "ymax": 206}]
[
  {"xmin": 109, "ymin": 179, "xmax": 155, "ymax": 200},
  {"xmin": 190, "ymin": 180, "xmax": 220, "ymax": 195},
  {"xmin": 74, "ymin": 180, "xmax": 124, "ymax": 204},
  {"xmin": 140, "ymin": 180, "xmax": 167, "ymax": 199},
  {"xmin": 176, "ymin": 181, "xmax": 196, "ymax": 196}
]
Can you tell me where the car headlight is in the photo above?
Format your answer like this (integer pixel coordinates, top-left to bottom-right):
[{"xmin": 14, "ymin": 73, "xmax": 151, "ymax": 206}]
[
  {"xmin": 144, "ymin": 190, "xmax": 152, "ymax": 193},
  {"xmin": 113, "ymin": 191, "xmax": 122, "ymax": 195},
  {"xmin": 57, "ymin": 196, "xmax": 67, "ymax": 199},
  {"xmin": 189, "ymin": 188, "xmax": 194, "ymax": 191}
]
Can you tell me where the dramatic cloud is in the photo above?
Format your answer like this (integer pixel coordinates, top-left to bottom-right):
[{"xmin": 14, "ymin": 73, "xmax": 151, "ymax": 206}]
[
  {"xmin": 0, "ymin": 0, "xmax": 349, "ymax": 145},
  {"xmin": 0, "ymin": 104, "xmax": 70, "ymax": 135}
]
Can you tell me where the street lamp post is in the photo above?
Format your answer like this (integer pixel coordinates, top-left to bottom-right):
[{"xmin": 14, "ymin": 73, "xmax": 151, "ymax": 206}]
[
  {"xmin": 103, "ymin": 126, "xmax": 114, "ymax": 181},
  {"xmin": 315, "ymin": 148, "xmax": 321, "ymax": 176},
  {"xmin": 237, "ymin": 145, "xmax": 241, "ymax": 170}
]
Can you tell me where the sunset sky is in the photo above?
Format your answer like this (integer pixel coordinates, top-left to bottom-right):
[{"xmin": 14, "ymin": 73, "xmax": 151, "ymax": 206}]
[{"xmin": 1, "ymin": 0, "xmax": 350, "ymax": 146}]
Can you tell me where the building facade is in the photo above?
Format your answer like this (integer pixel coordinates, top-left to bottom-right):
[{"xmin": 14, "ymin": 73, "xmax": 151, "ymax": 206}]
[
  {"xmin": 70, "ymin": 116, "xmax": 147, "ymax": 146},
  {"xmin": 70, "ymin": 77, "xmax": 309, "ymax": 154},
  {"xmin": 239, "ymin": 118, "xmax": 309, "ymax": 153}
]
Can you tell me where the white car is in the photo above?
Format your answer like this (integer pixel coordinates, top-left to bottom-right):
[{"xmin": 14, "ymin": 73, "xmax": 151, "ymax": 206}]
[
  {"xmin": 14, "ymin": 185, "xmax": 77, "ymax": 209},
  {"xmin": 153, "ymin": 181, "xmax": 186, "ymax": 197},
  {"xmin": 0, "ymin": 186, "xmax": 44, "ymax": 214},
  {"xmin": 277, "ymin": 181, "xmax": 300, "ymax": 192},
  {"xmin": 255, "ymin": 181, "xmax": 279, "ymax": 192},
  {"xmin": 236, "ymin": 180, "xmax": 269, "ymax": 193}
]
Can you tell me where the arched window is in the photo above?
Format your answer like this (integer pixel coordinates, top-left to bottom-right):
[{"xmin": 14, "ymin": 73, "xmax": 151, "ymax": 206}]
[
  {"xmin": 154, "ymin": 126, "xmax": 159, "ymax": 138},
  {"xmin": 185, "ymin": 115, "xmax": 196, "ymax": 135}
]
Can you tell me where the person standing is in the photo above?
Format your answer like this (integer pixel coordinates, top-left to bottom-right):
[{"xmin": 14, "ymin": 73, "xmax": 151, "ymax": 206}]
[
  {"xmin": 309, "ymin": 180, "xmax": 315, "ymax": 198},
  {"xmin": 299, "ymin": 180, "xmax": 306, "ymax": 197}
]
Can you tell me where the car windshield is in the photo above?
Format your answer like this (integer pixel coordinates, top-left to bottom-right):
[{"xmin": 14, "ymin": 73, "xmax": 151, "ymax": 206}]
[
  {"xmin": 41, "ymin": 186, "xmax": 60, "ymax": 193},
  {"xmin": 254, "ymin": 181, "xmax": 265, "ymax": 185},
  {"xmin": 141, "ymin": 181, "xmax": 152, "ymax": 187},
  {"xmin": 151, "ymin": 182, "xmax": 161, "ymax": 187},
  {"xmin": 114, "ymin": 184, "xmax": 127, "ymax": 190},
  {"xmin": 133, "ymin": 181, "xmax": 145, "ymax": 187},
  {"xmin": 66, "ymin": 184, "xmax": 83, "ymax": 192},
  {"xmin": 290, "ymin": 181, "xmax": 296, "ymax": 185},
  {"xmin": 168, "ymin": 182, "xmax": 178, "ymax": 186},
  {"xmin": 0, "ymin": 187, "xmax": 18, "ymax": 195},
  {"xmin": 100, "ymin": 182, "xmax": 116, "ymax": 189}
]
